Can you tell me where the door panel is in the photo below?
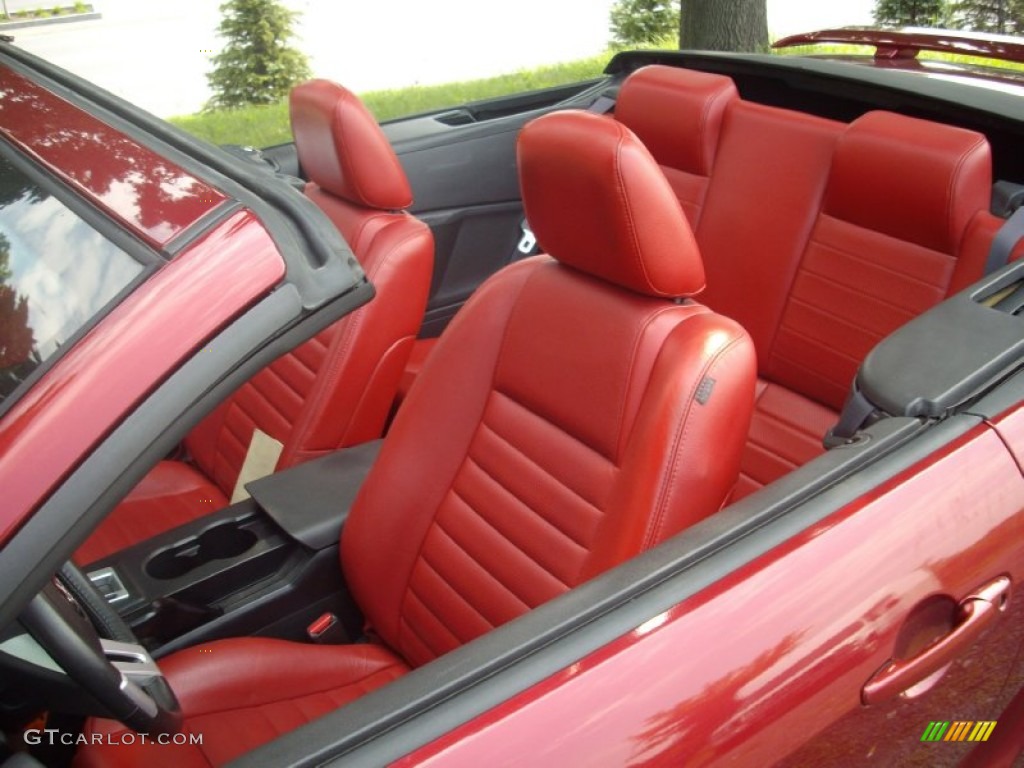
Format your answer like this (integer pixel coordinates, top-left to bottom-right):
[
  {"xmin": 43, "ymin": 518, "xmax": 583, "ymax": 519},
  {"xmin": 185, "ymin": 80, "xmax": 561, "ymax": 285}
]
[
  {"xmin": 401, "ymin": 419, "xmax": 1024, "ymax": 766},
  {"xmin": 387, "ymin": 116, "xmax": 531, "ymax": 336},
  {"xmin": 416, "ymin": 202, "xmax": 527, "ymax": 337}
]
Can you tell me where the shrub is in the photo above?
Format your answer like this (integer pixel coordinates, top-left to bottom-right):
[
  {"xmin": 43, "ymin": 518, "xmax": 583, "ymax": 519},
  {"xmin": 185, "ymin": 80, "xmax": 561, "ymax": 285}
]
[
  {"xmin": 206, "ymin": 0, "xmax": 311, "ymax": 110},
  {"xmin": 609, "ymin": 0, "xmax": 680, "ymax": 47}
]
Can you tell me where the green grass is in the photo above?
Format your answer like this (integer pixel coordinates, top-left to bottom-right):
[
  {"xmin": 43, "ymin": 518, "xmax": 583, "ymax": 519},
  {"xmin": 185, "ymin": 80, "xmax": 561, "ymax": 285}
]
[
  {"xmin": 170, "ymin": 40, "xmax": 1024, "ymax": 149},
  {"xmin": 169, "ymin": 52, "xmax": 611, "ymax": 148}
]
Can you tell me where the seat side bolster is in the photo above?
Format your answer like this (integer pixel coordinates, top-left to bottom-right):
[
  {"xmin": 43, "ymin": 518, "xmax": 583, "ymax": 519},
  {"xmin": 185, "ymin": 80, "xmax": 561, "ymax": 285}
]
[
  {"xmin": 341, "ymin": 257, "xmax": 544, "ymax": 650},
  {"xmin": 591, "ymin": 310, "xmax": 756, "ymax": 572},
  {"xmin": 281, "ymin": 216, "xmax": 435, "ymax": 460}
]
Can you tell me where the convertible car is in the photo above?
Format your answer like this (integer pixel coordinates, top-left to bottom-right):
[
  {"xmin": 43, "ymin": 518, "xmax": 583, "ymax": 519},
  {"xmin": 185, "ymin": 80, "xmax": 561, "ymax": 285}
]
[{"xmin": 1, "ymin": 25, "xmax": 1023, "ymax": 768}]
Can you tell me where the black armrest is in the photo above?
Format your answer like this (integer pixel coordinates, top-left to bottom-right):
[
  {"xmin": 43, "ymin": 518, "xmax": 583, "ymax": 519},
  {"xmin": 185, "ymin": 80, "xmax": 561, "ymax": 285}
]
[
  {"xmin": 245, "ymin": 440, "xmax": 383, "ymax": 550},
  {"xmin": 858, "ymin": 259, "xmax": 1024, "ymax": 418}
]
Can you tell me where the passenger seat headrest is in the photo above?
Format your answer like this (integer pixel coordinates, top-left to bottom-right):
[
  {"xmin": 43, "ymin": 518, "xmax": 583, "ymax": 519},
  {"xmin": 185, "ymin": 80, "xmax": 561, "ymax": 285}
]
[
  {"xmin": 289, "ymin": 79, "xmax": 413, "ymax": 211},
  {"xmin": 616, "ymin": 65, "xmax": 737, "ymax": 176},
  {"xmin": 825, "ymin": 110, "xmax": 992, "ymax": 254},
  {"xmin": 518, "ymin": 110, "xmax": 705, "ymax": 298}
]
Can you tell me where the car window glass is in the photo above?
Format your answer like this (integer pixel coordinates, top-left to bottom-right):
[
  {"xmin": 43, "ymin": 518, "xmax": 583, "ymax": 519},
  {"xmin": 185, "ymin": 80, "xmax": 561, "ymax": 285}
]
[{"xmin": 0, "ymin": 150, "xmax": 144, "ymax": 407}]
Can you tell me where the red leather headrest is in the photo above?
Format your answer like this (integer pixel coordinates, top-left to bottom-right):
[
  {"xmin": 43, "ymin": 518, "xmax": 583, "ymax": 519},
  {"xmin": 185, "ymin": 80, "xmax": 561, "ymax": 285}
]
[
  {"xmin": 616, "ymin": 65, "xmax": 737, "ymax": 175},
  {"xmin": 825, "ymin": 111, "xmax": 991, "ymax": 254},
  {"xmin": 518, "ymin": 111, "xmax": 705, "ymax": 298},
  {"xmin": 289, "ymin": 79, "xmax": 412, "ymax": 210}
]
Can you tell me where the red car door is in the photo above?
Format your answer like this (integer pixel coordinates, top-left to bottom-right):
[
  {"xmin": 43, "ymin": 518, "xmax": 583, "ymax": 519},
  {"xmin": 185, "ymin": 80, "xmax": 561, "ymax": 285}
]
[{"xmin": 393, "ymin": 404, "xmax": 1024, "ymax": 767}]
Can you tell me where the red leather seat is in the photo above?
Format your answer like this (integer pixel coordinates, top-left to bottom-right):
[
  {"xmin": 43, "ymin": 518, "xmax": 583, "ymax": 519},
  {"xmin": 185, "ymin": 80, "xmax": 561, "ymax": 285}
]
[
  {"xmin": 740, "ymin": 110, "xmax": 992, "ymax": 498},
  {"xmin": 613, "ymin": 72, "xmax": 996, "ymax": 499},
  {"xmin": 395, "ymin": 65, "xmax": 737, "ymax": 409},
  {"xmin": 679, "ymin": 95, "xmax": 846, "ymax": 501},
  {"xmin": 615, "ymin": 65, "xmax": 737, "ymax": 228},
  {"xmin": 76, "ymin": 81, "xmax": 434, "ymax": 565},
  {"xmin": 74, "ymin": 110, "xmax": 755, "ymax": 767}
]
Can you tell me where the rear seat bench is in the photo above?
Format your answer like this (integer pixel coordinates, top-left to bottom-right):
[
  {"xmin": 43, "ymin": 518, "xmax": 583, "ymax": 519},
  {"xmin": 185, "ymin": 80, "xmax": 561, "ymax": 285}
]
[
  {"xmin": 616, "ymin": 65, "xmax": 1014, "ymax": 501},
  {"xmin": 400, "ymin": 64, "xmax": 1023, "ymax": 505}
]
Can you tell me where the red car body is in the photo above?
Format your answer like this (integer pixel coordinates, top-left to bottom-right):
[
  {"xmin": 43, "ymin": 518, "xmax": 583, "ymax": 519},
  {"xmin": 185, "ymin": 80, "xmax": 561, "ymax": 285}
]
[
  {"xmin": 1, "ymin": 27, "xmax": 1024, "ymax": 768},
  {"xmin": 402, "ymin": 417, "xmax": 1024, "ymax": 766}
]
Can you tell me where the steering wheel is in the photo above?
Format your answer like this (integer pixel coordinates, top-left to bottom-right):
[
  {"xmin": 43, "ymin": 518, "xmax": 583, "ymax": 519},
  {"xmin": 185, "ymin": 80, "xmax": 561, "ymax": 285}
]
[{"xmin": 18, "ymin": 561, "xmax": 182, "ymax": 736}]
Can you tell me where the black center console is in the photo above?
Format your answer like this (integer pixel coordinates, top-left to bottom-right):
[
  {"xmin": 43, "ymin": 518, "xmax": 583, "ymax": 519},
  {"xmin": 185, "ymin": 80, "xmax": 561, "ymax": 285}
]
[{"xmin": 83, "ymin": 440, "xmax": 383, "ymax": 656}]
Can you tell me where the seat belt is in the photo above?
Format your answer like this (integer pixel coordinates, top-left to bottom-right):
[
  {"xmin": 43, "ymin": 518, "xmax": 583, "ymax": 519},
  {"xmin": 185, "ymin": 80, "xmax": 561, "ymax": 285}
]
[
  {"xmin": 588, "ymin": 94, "xmax": 616, "ymax": 114},
  {"xmin": 985, "ymin": 207, "xmax": 1024, "ymax": 275},
  {"xmin": 823, "ymin": 385, "xmax": 877, "ymax": 449},
  {"xmin": 984, "ymin": 181, "xmax": 1024, "ymax": 275}
]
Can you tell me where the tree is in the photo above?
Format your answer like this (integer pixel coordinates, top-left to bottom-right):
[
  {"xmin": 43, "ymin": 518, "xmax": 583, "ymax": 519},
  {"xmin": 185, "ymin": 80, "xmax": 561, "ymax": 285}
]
[
  {"xmin": 947, "ymin": 0, "xmax": 1024, "ymax": 33},
  {"xmin": 610, "ymin": 0, "xmax": 681, "ymax": 47},
  {"xmin": 679, "ymin": 0, "xmax": 768, "ymax": 53},
  {"xmin": 0, "ymin": 234, "xmax": 36, "ymax": 403},
  {"xmin": 207, "ymin": 0, "xmax": 311, "ymax": 110},
  {"xmin": 873, "ymin": 0, "xmax": 950, "ymax": 26}
]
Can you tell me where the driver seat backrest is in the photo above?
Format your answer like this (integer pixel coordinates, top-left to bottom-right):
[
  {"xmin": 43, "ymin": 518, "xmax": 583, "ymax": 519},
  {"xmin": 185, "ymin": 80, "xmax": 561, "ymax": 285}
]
[
  {"xmin": 74, "ymin": 81, "xmax": 433, "ymax": 565},
  {"xmin": 341, "ymin": 110, "xmax": 757, "ymax": 665}
]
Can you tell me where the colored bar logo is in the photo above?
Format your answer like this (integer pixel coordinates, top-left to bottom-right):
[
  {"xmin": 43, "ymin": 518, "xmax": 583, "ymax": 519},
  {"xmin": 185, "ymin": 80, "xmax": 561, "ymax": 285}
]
[{"xmin": 921, "ymin": 721, "xmax": 997, "ymax": 742}]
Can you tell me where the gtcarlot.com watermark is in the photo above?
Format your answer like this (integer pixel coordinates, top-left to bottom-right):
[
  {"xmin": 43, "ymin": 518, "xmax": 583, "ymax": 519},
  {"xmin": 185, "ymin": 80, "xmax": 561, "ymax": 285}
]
[{"xmin": 24, "ymin": 729, "xmax": 202, "ymax": 747}]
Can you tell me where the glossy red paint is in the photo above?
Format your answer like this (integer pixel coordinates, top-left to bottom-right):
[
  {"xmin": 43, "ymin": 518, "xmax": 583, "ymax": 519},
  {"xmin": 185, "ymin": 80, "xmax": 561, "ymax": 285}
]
[
  {"xmin": 0, "ymin": 66, "xmax": 226, "ymax": 248},
  {"xmin": 773, "ymin": 28, "xmax": 1024, "ymax": 64},
  {"xmin": 0, "ymin": 209, "xmax": 284, "ymax": 547},
  {"xmin": 989, "ymin": 401, "xmax": 1024, "ymax": 476},
  {"xmin": 399, "ymin": 421, "xmax": 1024, "ymax": 766}
]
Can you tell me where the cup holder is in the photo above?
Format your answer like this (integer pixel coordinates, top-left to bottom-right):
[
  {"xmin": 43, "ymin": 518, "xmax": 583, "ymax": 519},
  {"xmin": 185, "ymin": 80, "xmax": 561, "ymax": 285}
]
[{"xmin": 146, "ymin": 521, "xmax": 258, "ymax": 580}]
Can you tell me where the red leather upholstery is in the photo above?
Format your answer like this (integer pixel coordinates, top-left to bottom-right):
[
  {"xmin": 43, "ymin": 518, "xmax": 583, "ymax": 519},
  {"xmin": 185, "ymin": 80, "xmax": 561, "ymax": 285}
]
[
  {"xmin": 346, "ymin": 111, "xmax": 753, "ymax": 665},
  {"xmin": 731, "ymin": 380, "xmax": 839, "ymax": 502},
  {"xmin": 615, "ymin": 75, "xmax": 998, "ymax": 498},
  {"xmin": 715, "ymin": 108, "xmax": 992, "ymax": 497},
  {"xmin": 399, "ymin": 87, "xmax": 1004, "ymax": 505},
  {"xmin": 616, "ymin": 65, "xmax": 737, "ymax": 226},
  {"xmin": 766, "ymin": 111, "xmax": 992, "ymax": 410},
  {"xmin": 395, "ymin": 66, "xmax": 735, "ymax": 407},
  {"xmin": 77, "ymin": 81, "xmax": 433, "ymax": 564},
  {"xmin": 75, "ymin": 639, "xmax": 408, "ymax": 768},
  {"xmin": 521, "ymin": 111, "xmax": 705, "ymax": 298},
  {"xmin": 823, "ymin": 111, "xmax": 991, "ymax": 255},
  {"xmin": 290, "ymin": 79, "xmax": 413, "ymax": 209},
  {"xmin": 951, "ymin": 209, "xmax": 1024, "ymax": 295},
  {"xmin": 76, "ymin": 110, "xmax": 755, "ymax": 768},
  {"xmin": 395, "ymin": 335, "xmax": 437, "ymax": 408},
  {"xmin": 72, "ymin": 463, "xmax": 227, "ymax": 566},
  {"xmin": 695, "ymin": 100, "xmax": 844, "ymax": 364}
]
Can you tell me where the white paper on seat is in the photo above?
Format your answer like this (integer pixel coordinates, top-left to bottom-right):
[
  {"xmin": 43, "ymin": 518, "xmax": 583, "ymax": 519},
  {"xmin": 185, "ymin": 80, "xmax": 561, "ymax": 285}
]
[{"xmin": 230, "ymin": 428, "xmax": 284, "ymax": 504}]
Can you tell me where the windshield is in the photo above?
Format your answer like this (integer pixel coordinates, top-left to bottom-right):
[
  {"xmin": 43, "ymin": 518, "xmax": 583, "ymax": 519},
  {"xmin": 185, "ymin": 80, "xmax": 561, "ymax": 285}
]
[{"xmin": 0, "ymin": 146, "xmax": 145, "ymax": 408}]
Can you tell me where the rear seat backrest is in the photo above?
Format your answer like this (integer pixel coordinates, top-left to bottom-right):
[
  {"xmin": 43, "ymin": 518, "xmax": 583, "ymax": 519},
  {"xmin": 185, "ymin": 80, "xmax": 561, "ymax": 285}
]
[
  {"xmin": 766, "ymin": 110, "xmax": 993, "ymax": 410},
  {"xmin": 615, "ymin": 65, "xmax": 737, "ymax": 227},
  {"xmin": 695, "ymin": 101, "xmax": 844, "ymax": 364}
]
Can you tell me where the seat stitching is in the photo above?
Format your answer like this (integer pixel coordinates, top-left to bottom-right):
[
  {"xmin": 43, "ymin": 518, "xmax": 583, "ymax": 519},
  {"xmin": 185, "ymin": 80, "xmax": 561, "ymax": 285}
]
[
  {"xmin": 478, "ymin": 410, "xmax": 605, "ymax": 528},
  {"xmin": 448, "ymin": 479, "xmax": 576, "ymax": 591}
]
